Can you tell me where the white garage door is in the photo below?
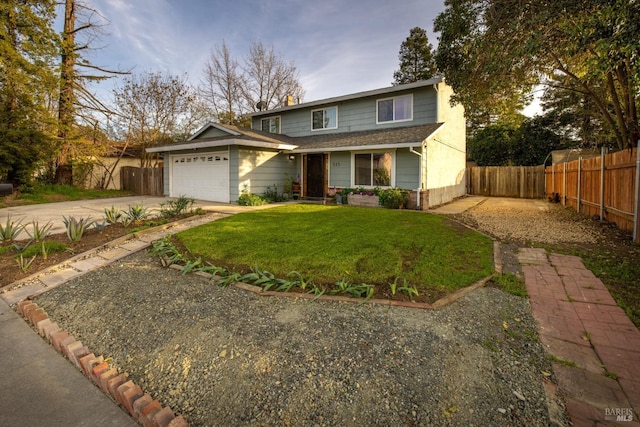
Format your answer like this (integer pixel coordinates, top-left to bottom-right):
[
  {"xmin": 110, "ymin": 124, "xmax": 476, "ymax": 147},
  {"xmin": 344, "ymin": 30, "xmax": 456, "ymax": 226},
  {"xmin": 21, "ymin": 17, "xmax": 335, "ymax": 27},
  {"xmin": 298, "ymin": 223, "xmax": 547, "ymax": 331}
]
[{"xmin": 170, "ymin": 152, "xmax": 229, "ymax": 202}]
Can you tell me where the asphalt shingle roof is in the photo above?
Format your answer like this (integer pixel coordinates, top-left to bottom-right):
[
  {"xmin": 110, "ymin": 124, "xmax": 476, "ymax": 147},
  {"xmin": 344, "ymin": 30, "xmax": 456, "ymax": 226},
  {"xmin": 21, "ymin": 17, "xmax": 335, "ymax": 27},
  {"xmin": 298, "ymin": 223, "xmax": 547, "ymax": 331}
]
[{"xmin": 291, "ymin": 123, "xmax": 443, "ymax": 151}]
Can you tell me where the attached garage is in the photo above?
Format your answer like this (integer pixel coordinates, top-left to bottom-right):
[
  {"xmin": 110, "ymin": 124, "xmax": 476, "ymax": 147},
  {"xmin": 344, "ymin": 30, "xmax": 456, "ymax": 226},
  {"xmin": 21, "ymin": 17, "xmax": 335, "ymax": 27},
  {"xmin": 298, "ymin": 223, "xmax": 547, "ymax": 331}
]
[
  {"xmin": 147, "ymin": 123, "xmax": 298, "ymax": 203},
  {"xmin": 170, "ymin": 151, "xmax": 229, "ymax": 202}
]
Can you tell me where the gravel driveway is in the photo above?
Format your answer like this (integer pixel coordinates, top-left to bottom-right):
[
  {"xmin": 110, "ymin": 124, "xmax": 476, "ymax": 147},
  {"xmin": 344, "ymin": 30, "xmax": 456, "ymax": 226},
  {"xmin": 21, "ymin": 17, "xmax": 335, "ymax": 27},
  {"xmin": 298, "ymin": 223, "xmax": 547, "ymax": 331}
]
[
  {"xmin": 452, "ymin": 197, "xmax": 606, "ymax": 246},
  {"xmin": 35, "ymin": 247, "xmax": 564, "ymax": 427}
]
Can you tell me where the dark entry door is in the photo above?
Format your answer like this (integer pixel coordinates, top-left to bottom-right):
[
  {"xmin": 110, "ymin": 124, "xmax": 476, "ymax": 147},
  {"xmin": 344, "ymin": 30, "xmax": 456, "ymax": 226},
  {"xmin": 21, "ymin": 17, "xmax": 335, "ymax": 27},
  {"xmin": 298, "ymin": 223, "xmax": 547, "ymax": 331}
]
[{"xmin": 306, "ymin": 154, "xmax": 324, "ymax": 197}]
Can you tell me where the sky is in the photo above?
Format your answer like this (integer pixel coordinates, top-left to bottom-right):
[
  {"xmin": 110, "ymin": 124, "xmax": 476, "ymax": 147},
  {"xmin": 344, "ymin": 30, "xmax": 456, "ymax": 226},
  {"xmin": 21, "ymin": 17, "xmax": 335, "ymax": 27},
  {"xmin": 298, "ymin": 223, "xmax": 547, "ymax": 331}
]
[{"xmin": 65, "ymin": 0, "xmax": 447, "ymax": 105}]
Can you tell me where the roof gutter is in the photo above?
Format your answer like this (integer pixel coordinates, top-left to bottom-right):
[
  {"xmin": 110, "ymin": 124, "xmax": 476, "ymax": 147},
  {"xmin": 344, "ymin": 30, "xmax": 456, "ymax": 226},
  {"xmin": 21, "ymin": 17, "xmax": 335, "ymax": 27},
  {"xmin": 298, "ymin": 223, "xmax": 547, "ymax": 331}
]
[
  {"xmin": 293, "ymin": 141, "xmax": 425, "ymax": 154},
  {"xmin": 146, "ymin": 139, "xmax": 297, "ymax": 153}
]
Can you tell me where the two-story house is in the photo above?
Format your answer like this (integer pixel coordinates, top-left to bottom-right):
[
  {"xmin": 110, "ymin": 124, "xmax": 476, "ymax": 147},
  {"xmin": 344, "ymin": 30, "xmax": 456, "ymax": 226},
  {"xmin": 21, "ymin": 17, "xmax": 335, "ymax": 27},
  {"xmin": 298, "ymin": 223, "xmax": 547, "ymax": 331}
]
[{"xmin": 147, "ymin": 77, "xmax": 466, "ymax": 209}]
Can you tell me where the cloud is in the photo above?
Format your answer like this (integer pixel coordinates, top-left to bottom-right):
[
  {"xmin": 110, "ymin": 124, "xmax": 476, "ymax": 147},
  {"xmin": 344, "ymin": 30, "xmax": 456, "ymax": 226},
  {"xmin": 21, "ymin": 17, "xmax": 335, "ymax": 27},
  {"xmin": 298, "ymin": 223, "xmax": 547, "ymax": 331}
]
[{"xmin": 81, "ymin": 0, "xmax": 445, "ymax": 104}]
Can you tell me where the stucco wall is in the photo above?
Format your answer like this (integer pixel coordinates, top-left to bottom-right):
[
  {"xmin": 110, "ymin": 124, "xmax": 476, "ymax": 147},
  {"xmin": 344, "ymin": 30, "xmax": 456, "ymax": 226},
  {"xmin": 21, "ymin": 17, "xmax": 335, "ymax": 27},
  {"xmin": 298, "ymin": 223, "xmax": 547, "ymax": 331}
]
[
  {"xmin": 77, "ymin": 157, "xmax": 140, "ymax": 190},
  {"xmin": 424, "ymin": 82, "xmax": 466, "ymax": 206}
]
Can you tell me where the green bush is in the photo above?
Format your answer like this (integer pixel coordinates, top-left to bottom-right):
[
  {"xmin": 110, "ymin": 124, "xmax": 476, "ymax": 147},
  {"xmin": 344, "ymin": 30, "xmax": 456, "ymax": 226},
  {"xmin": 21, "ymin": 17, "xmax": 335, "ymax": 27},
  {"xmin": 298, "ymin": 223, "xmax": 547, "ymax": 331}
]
[
  {"xmin": 237, "ymin": 186, "xmax": 267, "ymax": 206},
  {"xmin": 263, "ymin": 185, "xmax": 287, "ymax": 203},
  {"xmin": 377, "ymin": 188, "xmax": 409, "ymax": 209}
]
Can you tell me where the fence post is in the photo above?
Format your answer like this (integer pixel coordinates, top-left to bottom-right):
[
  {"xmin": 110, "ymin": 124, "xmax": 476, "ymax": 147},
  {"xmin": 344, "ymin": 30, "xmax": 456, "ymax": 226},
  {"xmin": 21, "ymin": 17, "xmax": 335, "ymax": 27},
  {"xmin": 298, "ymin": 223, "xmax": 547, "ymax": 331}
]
[
  {"xmin": 577, "ymin": 157, "xmax": 582, "ymax": 213},
  {"xmin": 551, "ymin": 165, "xmax": 554, "ymax": 199},
  {"xmin": 562, "ymin": 162, "xmax": 566, "ymax": 206},
  {"xmin": 634, "ymin": 140, "xmax": 639, "ymax": 242},
  {"xmin": 600, "ymin": 147, "xmax": 606, "ymax": 221}
]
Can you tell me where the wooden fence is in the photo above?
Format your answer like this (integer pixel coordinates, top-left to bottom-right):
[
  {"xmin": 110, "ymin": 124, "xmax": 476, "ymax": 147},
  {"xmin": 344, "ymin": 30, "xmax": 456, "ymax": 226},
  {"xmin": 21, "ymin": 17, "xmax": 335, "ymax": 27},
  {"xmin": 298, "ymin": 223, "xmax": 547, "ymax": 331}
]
[
  {"xmin": 466, "ymin": 166, "xmax": 546, "ymax": 199},
  {"xmin": 545, "ymin": 146, "xmax": 639, "ymax": 241},
  {"xmin": 120, "ymin": 167, "xmax": 163, "ymax": 196}
]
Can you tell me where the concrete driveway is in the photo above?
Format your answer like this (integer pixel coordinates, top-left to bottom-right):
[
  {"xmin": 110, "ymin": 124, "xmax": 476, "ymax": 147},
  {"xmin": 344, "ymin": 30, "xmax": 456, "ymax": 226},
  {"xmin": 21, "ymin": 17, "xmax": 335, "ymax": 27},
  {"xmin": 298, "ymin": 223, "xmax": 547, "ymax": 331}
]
[
  {"xmin": 0, "ymin": 196, "xmax": 277, "ymax": 236},
  {"xmin": 0, "ymin": 196, "xmax": 171, "ymax": 236}
]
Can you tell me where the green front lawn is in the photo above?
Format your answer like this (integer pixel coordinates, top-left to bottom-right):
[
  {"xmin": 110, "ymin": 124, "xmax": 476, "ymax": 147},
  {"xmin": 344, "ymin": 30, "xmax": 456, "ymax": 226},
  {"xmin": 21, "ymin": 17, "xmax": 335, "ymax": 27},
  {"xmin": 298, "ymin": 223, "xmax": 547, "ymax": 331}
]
[{"xmin": 176, "ymin": 204, "xmax": 494, "ymax": 298}]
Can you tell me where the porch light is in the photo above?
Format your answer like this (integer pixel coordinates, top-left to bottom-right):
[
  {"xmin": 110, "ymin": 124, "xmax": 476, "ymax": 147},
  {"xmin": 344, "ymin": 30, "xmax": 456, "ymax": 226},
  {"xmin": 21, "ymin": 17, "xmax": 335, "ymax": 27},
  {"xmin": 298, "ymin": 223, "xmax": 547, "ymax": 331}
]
[{"xmin": 288, "ymin": 154, "xmax": 296, "ymax": 161}]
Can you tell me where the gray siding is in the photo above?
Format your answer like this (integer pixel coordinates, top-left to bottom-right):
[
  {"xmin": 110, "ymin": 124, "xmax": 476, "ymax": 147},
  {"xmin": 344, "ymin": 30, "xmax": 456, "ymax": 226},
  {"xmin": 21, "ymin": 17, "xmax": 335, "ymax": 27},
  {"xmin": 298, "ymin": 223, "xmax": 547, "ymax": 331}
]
[
  {"xmin": 252, "ymin": 87, "xmax": 438, "ymax": 137},
  {"xmin": 228, "ymin": 145, "xmax": 240, "ymax": 202},
  {"xmin": 395, "ymin": 148, "xmax": 420, "ymax": 190},
  {"xmin": 195, "ymin": 127, "xmax": 232, "ymax": 139},
  {"xmin": 328, "ymin": 152, "xmax": 351, "ymax": 188},
  {"xmin": 235, "ymin": 148, "xmax": 297, "ymax": 201}
]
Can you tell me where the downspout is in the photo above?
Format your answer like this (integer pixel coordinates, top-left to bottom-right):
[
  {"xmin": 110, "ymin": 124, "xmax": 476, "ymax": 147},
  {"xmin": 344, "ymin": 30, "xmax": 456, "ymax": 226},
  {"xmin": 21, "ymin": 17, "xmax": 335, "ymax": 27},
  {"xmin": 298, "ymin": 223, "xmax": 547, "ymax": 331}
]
[{"xmin": 410, "ymin": 146, "xmax": 424, "ymax": 209}]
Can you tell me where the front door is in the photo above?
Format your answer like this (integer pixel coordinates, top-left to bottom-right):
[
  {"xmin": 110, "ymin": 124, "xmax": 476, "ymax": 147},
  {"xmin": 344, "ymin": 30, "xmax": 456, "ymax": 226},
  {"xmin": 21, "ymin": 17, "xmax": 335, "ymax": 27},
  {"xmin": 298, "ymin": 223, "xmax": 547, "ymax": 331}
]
[{"xmin": 306, "ymin": 154, "xmax": 325, "ymax": 197}]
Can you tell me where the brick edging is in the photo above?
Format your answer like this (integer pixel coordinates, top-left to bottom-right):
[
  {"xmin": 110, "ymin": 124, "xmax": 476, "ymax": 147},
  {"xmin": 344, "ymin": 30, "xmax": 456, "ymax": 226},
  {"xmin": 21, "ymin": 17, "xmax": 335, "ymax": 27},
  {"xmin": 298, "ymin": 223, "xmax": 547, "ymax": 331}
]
[{"xmin": 15, "ymin": 300, "xmax": 188, "ymax": 427}]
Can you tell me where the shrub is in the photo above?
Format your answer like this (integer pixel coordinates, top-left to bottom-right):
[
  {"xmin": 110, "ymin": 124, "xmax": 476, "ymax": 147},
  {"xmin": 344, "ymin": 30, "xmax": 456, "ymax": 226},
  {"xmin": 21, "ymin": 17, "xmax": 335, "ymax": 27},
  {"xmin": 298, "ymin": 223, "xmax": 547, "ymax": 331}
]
[
  {"xmin": 377, "ymin": 188, "xmax": 409, "ymax": 209},
  {"xmin": 263, "ymin": 185, "xmax": 287, "ymax": 203},
  {"xmin": 237, "ymin": 186, "xmax": 267, "ymax": 206}
]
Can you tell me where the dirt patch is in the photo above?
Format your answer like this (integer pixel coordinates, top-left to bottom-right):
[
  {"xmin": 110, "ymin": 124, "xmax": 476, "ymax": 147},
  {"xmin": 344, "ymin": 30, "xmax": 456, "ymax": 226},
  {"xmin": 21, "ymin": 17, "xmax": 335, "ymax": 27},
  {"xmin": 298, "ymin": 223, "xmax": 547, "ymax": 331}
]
[
  {"xmin": 35, "ymin": 250, "xmax": 564, "ymax": 427},
  {"xmin": 0, "ymin": 225, "xmax": 131, "ymax": 288},
  {"xmin": 0, "ymin": 216, "xmax": 193, "ymax": 289}
]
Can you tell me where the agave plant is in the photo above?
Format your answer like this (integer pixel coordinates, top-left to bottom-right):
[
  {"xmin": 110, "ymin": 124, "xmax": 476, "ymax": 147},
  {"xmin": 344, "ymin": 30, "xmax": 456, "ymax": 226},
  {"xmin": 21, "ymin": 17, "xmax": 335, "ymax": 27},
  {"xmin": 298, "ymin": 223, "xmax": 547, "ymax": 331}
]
[
  {"xmin": 62, "ymin": 216, "xmax": 93, "ymax": 242},
  {"xmin": 0, "ymin": 215, "xmax": 24, "ymax": 243}
]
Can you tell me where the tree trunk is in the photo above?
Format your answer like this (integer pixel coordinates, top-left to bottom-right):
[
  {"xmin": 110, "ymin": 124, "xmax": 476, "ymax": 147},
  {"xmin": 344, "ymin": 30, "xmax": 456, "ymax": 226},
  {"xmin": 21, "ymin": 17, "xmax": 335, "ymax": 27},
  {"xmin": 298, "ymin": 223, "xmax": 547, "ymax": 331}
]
[{"xmin": 55, "ymin": 0, "xmax": 76, "ymax": 184}]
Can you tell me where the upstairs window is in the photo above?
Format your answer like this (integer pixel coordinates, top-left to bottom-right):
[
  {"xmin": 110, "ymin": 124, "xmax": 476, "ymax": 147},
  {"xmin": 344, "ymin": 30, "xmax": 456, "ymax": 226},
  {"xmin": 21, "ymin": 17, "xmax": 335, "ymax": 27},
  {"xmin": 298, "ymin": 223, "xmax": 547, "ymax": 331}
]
[
  {"xmin": 377, "ymin": 94, "xmax": 413, "ymax": 123},
  {"xmin": 312, "ymin": 106, "xmax": 338, "ymax": 130},
  {"xmin": 354, "ymin": 152, "xmax": 392, "ymax": 187},
  {"xmin": 261, "ymin": 116, "xmax": 281, "ymax": 133}
]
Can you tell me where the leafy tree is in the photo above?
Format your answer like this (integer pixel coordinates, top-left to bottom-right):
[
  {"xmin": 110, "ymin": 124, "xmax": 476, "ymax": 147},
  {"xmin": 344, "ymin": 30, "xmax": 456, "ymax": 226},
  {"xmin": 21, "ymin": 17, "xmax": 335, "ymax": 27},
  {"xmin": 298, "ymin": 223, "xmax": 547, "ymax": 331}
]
[
  {"xmin": 393, "ymin": 27, "xmax": 437, "ymax": 85},
  {"xmin": 201, "ymin": 41, "xmax": 304, "ymax": 122},
  {"xmin": 467, "ymin": 122, "xmax": 518, "ymax": 166},
  {"xmin": 540, "ymin": 75, "xmax": 615, "ymax": 149},
  {"xmin": 0, "ymin": 129, "xmax": 54, "ymax": 184},
  {"xmin": 0, "ymin": 0, "xmax": 58, "ymax": 184},
  {"xmin": 512, "ymin": 117, "xmax": 567, "ymax": 166},
  {"xmin": 468, "ymin": 117, "xmax": 567, "ymax": 166},
  {"xmin": 434, "ymin": 0, "xmax": 639, "ymax": 149}
]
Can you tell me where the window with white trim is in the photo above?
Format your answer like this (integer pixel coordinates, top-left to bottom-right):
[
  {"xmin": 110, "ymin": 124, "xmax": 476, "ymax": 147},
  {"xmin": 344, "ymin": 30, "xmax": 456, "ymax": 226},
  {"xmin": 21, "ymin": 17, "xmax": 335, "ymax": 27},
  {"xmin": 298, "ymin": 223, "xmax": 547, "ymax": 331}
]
[
  {"xmin": 377, "ymin": 94, "xmax": 413, "ymax": 123},
  {"xmin": 354, "ymin": 152, "xmax": 392, "ymax": 187},
  {"xmin": 311, "ymin": 106, "xmax": 338, "ymax": 130},
  {"xmin": 261, "ymin": 116, "xmax": 281, "ymax": 133}
]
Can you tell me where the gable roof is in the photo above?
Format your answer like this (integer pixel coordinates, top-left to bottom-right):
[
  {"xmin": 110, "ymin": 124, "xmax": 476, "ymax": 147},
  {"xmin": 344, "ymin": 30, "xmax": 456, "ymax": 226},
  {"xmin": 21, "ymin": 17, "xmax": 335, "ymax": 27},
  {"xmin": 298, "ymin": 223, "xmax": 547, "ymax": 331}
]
[
  {"xmin": 248, "ymin": 78, "xmax": 444, "ymax": 117},
  {"xmin": 292, "ymin": 123, "xmax": 444, "ymax": 153},
  {"xmin": 146, "ymin": 123, "xmax": 296, "ymax": 153}
]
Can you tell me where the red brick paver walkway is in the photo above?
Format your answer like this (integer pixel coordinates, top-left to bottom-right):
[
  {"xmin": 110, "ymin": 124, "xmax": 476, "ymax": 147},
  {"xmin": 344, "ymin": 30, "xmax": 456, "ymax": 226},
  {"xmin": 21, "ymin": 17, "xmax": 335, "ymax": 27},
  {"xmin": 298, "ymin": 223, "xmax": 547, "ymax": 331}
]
[{"xmin": 519, "ymin": 248, "xmax": 640, "ymax": 426}]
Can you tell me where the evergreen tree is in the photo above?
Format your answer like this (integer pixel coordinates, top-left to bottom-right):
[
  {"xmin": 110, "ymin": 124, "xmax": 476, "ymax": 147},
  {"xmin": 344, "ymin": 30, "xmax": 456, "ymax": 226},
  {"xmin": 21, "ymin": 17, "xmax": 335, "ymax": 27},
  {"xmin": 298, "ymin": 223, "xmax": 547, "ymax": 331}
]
[
  {"xmin": 393, "ymin": 27, "xmax": 437, "ymax": 85},
  {"xmin": 0, "ymin": 0, "xmax": 58, "ymax": 184}
]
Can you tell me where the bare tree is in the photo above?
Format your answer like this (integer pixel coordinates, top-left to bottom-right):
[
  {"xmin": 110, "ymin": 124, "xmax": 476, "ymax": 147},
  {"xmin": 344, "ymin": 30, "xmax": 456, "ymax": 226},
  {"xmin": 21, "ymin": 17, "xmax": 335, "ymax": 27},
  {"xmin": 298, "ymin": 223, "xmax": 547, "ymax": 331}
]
[
  {"xmin": 55, "ymin": 0, "xmax": 128, "ymax": 183},
  {"xmin": 200, "ymin": 40, "xmax": 244, "ymax": 125},
  {"xmin": 200, "ymin": 40, "xmax": 304, "ymax": 125},
  {"xmin": 242, "ymin": 41, "xmax": 304, "ymax": 112},
  {"xmin": 113, "ymin": 71, "xmax": 198, "ymax": 168}
]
